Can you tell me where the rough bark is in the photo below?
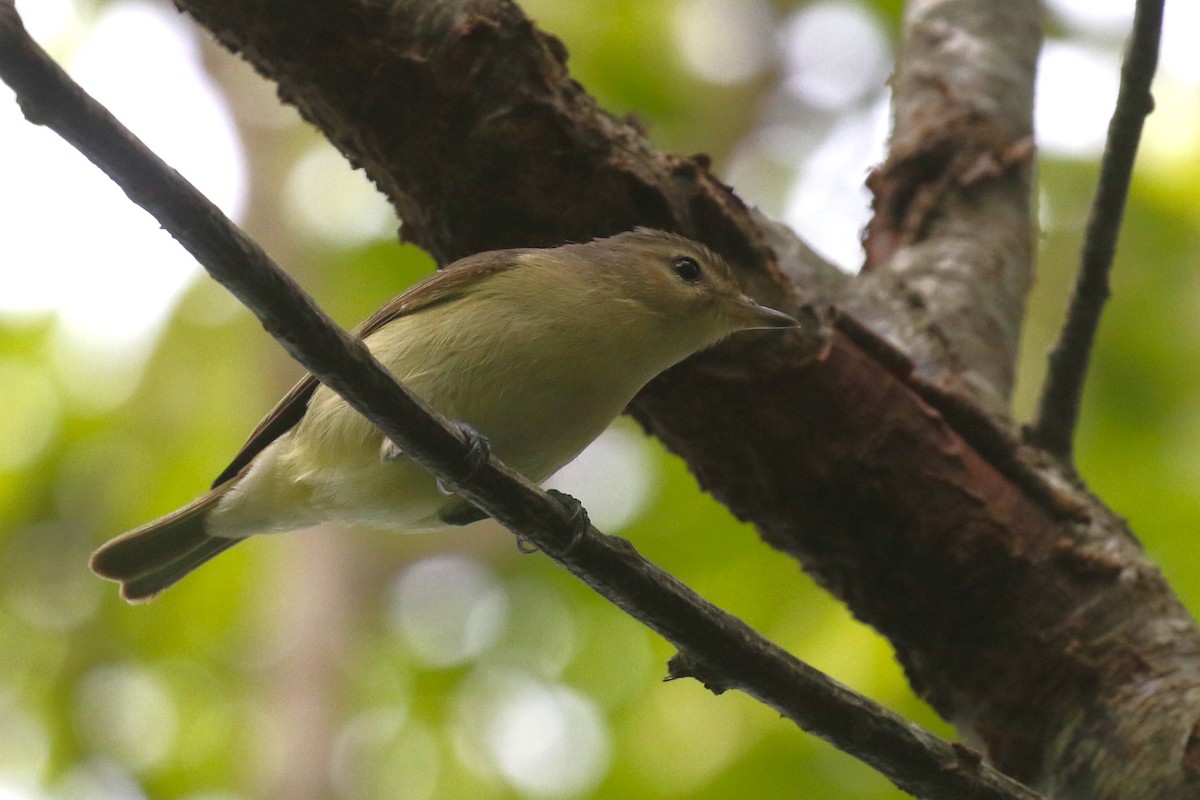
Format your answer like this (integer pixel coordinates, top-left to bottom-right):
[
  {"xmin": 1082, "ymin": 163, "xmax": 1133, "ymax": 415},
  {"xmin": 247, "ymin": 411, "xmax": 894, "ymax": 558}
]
[
  {"xmin": 859, "ymin": 0, "xmax": 1039, "ymax": 415},
  {"xmin": 137, "ymin": 0, "xmax": 1200, "ymax": 795}
]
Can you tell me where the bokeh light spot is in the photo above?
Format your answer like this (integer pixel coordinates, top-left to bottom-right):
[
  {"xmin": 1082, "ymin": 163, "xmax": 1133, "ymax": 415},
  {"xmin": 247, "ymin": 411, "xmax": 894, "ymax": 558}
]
[
  {"xmin": 2, "ymin": 522, "xmax": 99, "ymax": 631},
  {"xmin": 0, "ymin": 784, "xmax": 42, "ymax": 800},
  {"xmin": 283, "ymin": 144, "xmax": 397, "ymax": 247},
  {"xmin": 74, "ymin": 664, "xmax": 179, "ymax": 771},
  {"xmin": 332, "ymin": 709, "xmax": 440, "ymax": 800},
  {"xmin": 52, "ymin": 759, "xmax": 148, "ymax": 800},
  {"xmin": 455, "ymin": 670, "xmax": 609, "ymax": 799},
  {"xmin": 0, "ymin": 709, "xmax": 50, "ymax": 791},
  {"xmin": 628, "ymin": 684, "xmax": 750, "ymax": 795},
  {"xmin": 544, "ymin": 421, "xmax": 656, "ymax": 533},
  {"xmin": 388, "ymin": 555, "xmax": 508, "ymax": 668},
  {"xmin": 780, "ymin": 1, "xmax": 890, "ymax": 110},
  {"xmin": 672, "ymin": 0, "xmax": 774, "ymax": 86},
  {"xmin": 0, "ymin": 360, "xmax": 59, "ymax": 472},
  {"xmin": 486, "ymin": 579, "xmax": 576, "ymax": 679}
]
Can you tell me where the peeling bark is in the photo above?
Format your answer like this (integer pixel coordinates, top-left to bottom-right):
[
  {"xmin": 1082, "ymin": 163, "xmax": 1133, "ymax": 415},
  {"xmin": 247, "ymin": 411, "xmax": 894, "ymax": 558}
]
[{"xmin": 859, "ymin": 0, "xmax": 1040, "ymax": 415}]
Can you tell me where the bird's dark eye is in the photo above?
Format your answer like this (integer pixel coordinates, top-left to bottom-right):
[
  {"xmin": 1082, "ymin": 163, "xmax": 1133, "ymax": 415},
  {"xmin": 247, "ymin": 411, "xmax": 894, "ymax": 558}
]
[{"xmin": 671, "ymin": 255, "xmax": 702, "ymax": 283}]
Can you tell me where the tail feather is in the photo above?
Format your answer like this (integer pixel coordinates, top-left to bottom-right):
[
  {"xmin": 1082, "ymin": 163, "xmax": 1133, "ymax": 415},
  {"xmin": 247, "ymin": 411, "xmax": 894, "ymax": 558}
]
[
  {"xmin": 91, "ymin": 484, "xmax": 239, "ymax": 603},
  {"xmin": 118, "ymin": 535, "xmax": 239, "ymax": 603}
]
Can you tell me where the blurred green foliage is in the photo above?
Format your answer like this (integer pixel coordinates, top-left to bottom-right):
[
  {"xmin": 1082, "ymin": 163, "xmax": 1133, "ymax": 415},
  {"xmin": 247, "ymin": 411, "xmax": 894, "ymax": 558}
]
[{"xmin": 1, "ymin": 1, "xmax": 1198, "ymax": 799}]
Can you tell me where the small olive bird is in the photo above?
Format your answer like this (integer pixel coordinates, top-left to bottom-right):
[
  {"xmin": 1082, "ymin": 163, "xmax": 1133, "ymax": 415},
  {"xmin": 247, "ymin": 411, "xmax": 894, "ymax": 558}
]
[{"xmin": 90, "ymin": 229, "xmax": 798, "ymax": 602}]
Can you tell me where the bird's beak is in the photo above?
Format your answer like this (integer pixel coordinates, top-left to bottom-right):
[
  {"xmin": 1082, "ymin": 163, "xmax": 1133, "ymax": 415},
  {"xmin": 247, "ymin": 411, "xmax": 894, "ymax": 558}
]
[{"xmin": 729, "ymin": 296, "xmax": 800, "ymax": 330}]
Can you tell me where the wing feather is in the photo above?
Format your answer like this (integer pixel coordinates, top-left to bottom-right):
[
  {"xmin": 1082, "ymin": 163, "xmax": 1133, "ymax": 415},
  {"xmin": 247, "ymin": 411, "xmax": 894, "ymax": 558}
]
[{"xmin": 211, "ymin": 252, "xmax": 520, "ymax": 488}]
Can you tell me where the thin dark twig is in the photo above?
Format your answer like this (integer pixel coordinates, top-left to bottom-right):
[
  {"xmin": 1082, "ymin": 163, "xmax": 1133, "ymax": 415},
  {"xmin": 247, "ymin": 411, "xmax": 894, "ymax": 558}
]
[
  {"xmin": 0, "ymin": 5, "xmax": 1044, "ymax": 799},
  {"xmin": 1029, "ymin": 0, "xmax": 1164, "ymax": 459}
]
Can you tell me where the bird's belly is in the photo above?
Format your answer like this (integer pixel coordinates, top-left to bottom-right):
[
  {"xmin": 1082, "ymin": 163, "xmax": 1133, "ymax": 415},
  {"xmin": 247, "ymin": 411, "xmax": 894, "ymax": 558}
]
[
  {"xmin": 440, "ymin": 370, "xmax": 629, "ymax": 483},
  {"xmin": 309, "ymin": 459, "xmax": 451, "ymax": 531},
  {"xmin": 297, "ymin": 411, "xmax": 606, "ymax": 533},
  {"xmin": 212, "ymin": 344, "xmax": 635, "ymax": 538},
  {"xmin": 210, "ymin": 433, "xmax": 453, "ymax": 537}
]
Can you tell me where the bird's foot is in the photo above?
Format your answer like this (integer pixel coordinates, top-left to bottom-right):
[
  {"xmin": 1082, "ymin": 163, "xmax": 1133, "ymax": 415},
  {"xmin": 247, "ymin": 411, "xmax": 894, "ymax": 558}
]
[
  {"xmin": 434, "ymin": 422, "xmax": 492, "ymax": 498},
  {"xmin": 451, "ymin": 421, "xmax": 491, "ymax": 482},
  {"xmin": 549, "ymin": 488, "xmax": 590, "ymax": 544},
  {"xmin": 515, "ymin": 491, "xmax": 590, "ymax": 555}
]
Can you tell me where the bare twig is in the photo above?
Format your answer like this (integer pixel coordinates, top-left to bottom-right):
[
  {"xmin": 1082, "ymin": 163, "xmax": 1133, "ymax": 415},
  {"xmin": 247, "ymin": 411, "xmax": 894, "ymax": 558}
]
[
  {"xmin": 0, "ymin": 4, "xmax": 1045, "ymax": 799},
  {"xmin": 1029, "ymin": 0, "xmax": 1165, "ymax": 459}
]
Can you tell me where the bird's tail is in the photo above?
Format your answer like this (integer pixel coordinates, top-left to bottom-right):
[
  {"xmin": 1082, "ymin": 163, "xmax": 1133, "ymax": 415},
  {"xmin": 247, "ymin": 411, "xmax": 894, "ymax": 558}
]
[{"xmin": 90, "ymin": 484, "xmax": 240, "ymax": 603}]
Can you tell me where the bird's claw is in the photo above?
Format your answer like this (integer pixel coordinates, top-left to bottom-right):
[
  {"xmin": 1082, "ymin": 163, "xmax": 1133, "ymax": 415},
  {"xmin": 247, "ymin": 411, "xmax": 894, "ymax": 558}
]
[
  {"xmin": 515, "ymin": 491, "xmax": 590, "ymax": 556},
  {"xmin": 451, "ymin": 421, "xmax": 491, "ymax": 482},
  {"xmin": 548, "ymin": 489, "xmax": 590, "ymax": 542}
]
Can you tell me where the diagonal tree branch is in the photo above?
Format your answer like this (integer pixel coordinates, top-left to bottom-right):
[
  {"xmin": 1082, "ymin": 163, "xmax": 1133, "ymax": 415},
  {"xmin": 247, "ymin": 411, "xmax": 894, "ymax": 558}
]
[
  {"xmin": 1028, "ymin": 0, "xmax": 1166, "ymax": 460},
  {"xmin": 0, "ymin": 4, "xmax": 1043, "ymax": 799}
]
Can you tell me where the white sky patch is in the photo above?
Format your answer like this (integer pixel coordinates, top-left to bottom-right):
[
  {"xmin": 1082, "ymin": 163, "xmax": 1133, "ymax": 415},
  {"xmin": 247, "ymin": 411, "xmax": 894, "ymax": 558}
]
[
  {"xmin": 1046, "ymin": 0, "xmax": 1200, "ymax": 87},
  {"xmin": 1140, "ymin": 78, "xmax": 1200, "ymax": 173},
  {"xmin": 1042, "ymin": 0, "xmax": 1200, "ymax": 162},
  {"xmin": 0, "ymin": 785, "xmax": 42, "ymax": 800},
  {"xmin": 1044, "ymin": 0, "xmax": 1132, "ymax": 36},
  {"xmin": 782, "ymin": 93, "xmax": 890, "ymax": 271},
  {"xmin": 0, "ymin": 1, "xmax": 246, "ymax": 354},
  {"xmin": 1159, "ymin": 1, "xmax": 1200, "ymax": 85},
  {"xmin": 16, "ymin": 0, "xmax": 80, "ymax": 44},
  {"xmin": 1035, "ymin": 39, "xmax": 1120, "ymax": 159}
]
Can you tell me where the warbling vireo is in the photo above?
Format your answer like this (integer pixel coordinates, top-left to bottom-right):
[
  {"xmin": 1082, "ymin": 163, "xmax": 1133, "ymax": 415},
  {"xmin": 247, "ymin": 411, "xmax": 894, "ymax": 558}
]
[{"xmin": 91, "ymin": 229, "xmax": 798, "ymax": 602}]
